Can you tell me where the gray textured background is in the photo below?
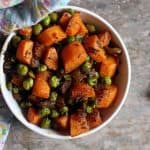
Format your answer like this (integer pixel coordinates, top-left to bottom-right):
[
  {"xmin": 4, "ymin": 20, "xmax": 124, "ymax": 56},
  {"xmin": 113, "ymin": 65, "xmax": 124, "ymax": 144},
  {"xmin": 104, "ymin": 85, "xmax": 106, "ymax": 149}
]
[{"xmin": 2, "ymin": 0, "xmax": 150, "ymax": 149}]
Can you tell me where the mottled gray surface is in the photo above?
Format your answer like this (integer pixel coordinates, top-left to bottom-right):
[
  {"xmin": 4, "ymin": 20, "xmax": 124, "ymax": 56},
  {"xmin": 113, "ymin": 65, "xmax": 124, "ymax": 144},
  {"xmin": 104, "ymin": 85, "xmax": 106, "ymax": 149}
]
[{"xmin": 2, "ymin": 0, "xmax": 150, "ymax": 149}]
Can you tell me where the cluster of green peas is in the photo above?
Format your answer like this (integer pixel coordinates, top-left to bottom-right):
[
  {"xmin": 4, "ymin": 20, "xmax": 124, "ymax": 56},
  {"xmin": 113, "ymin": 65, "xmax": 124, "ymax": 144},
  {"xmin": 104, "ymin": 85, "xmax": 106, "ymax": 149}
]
[
  {"xmin": 81, "ymin": 56, "xmax": 112, "ymax": 87},
  {"xmin": 39, "ymin": 105, "xmax": 69, "ymax": 128},
  {"xmin": 7, "ymin": 63, "xmax": 68, "ymax": 128},
  {"xmin": 7, "ymin": 63, "xmax": 62, "ymax": 91}
]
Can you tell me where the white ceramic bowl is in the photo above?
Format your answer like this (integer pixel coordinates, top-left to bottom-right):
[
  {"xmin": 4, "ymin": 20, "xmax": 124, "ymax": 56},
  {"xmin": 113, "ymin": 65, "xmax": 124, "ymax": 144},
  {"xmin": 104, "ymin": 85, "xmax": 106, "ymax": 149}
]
[{"xmin": 0, "ymin": 6, "xmax": 131, "ymax": 139}]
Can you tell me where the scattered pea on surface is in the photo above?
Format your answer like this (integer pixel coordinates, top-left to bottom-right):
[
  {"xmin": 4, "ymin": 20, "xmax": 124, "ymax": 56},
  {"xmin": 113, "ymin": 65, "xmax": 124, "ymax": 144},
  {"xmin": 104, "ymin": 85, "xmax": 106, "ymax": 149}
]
[
  {"xmin": 33, "ymin": 24, "xmax": 43, "ymax": 35},
  {"xmin": 40, "ymin": 118, "xmax": 51, "ymax": 128},
  {"xmin": 17, "ymin": 64, "xmax": 28, "ymax": 76}
]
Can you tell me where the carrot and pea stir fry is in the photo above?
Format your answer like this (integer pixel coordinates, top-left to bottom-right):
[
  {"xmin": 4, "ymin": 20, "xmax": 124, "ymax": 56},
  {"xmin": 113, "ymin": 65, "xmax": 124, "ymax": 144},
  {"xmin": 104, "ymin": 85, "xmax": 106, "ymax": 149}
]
[{"xmin": 4, "ymin": 9, "xmax": 121, "ymax": 136}]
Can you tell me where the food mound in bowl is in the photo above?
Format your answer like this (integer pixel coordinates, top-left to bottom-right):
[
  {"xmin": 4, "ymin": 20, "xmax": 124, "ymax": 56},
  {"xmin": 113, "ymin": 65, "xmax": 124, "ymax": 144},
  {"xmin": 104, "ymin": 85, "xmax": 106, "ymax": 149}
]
[{"xmin": 4, "ymin": 9, "xmax": 122, "ymax": 137}]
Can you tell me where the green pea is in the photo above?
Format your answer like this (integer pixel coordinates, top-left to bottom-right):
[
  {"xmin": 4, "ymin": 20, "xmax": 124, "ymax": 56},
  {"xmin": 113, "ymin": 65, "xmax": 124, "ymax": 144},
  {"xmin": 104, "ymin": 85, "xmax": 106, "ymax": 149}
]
[
  {"xmin": 20, "ymin": 101, "xmax": 32, "ymax": 108},
  {"xmin": 40, "ymin": 118, "xmax": 51, "ymax": 128},
  {"xmin": 41, "ymin": 16, "xmax": 51, "ymax": 27},
  {"xmin": 60, "ymin": 106, "xmax": 69, "ymax": 115},
  {"xmin": 28, "ymin": 71, "xmax": 35, "ymax": 78},
  {"xmin": 38, "ymin": 64, "xmax": 47, "ymax": 72},
  {"xmin": 12, "ymin": 35, "xmax": 21, "ymax": 47},
  {"xmin": 51, "ymin": 109, "xmax": 59, "ymax": 118},
  {"xmin": 101, "ymin": 76, "xmax": 112, "ymax": 85},
  {"xmin": 88, "ymin": 77, "xmax": 97, "ymax": 86},
  {"xmin": 50, "ymin": 76, "xmax": 60, "ymax": 88},
  {"xmin": 64, "ymin": 74, "xmax": 71, "ymax": 81},
  {"xmin": 50, "ymin": 92, "xmax": 58, "ymax": 102},
  {"xmin": 17, "ymin": 64, "xmax": 28, "ymax": 76},
  {"xmin": 82, "ymin": 61, "xmax": 92, "ymax": 73},
  {"xmin": 39, "ymin": 107, "xmax": 51, "ymax": 117},
  {"xmin": 86, "ymin": 24, "xmax": 96, "ymax": 33},
  {"xmin": 90, "ymin": 71, "xmax": 99, "ymax": 79},
  {"xmin": 94, "ymin": 72, "xmax": 99, "ymax": 79},
  {"xmin": 23, "ymin": 78, "xmax": 34, "ymax": 90},
  {"xmin": 75, "ymin": 35, "xmax": 84, "ymax": 42},
  {"xmin": 67, "ymin": 36, "xmax": 75, "ymax": 43},
  {"xmin": 50, "ymin": 12, "xmax": 59, "ymax": 23},
  {"xmin": 7, "ymin": 82, "xmax": 13, "ymax": 91},
  {"xmin": 86, "ymin": 106, "xmax": 93, "ymax": 114},
  {"xmin": 12, "ymin": 87, "xmax": 19, "ymax": 94},
  {"xmin": 68, "ymin": 9, "xmax": 75, "ymax": 16},
  {"xmin": 86, "ymin": 56, "xmax": 90, "ymax": 62},
  {"xmin": 33, "ymin": 24, "xmax": 43, "ymax": 35}
]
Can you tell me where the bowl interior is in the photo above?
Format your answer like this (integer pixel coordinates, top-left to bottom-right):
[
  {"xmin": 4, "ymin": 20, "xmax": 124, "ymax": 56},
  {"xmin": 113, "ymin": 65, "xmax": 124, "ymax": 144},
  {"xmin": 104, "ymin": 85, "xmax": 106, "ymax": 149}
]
[{"xmin": 0, "ymin": 6, "xmax": 130, "ymax": 139}]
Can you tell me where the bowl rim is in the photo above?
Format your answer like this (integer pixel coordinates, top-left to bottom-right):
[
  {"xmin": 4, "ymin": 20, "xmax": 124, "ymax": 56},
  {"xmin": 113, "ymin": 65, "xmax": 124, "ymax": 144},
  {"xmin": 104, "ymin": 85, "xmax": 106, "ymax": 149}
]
[{"xmin": 0, "ymin": 5, "xmax": 131, "ymax": 139}]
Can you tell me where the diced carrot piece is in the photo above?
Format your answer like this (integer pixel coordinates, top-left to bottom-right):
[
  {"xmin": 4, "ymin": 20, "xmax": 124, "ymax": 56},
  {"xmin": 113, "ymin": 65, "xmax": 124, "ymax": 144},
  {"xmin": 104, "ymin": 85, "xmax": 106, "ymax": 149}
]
[
  {"xmin": 71, "ymin": 83, "xmax": 96, "ymax": 99},
  {"xmin": 100, "ymin": 55, "xmax": 117, "ymax": 77},
  {"xmin": 38, "ymin": 25, "xmax": 67, "ymax": 46},
  {"xmin": 43, "ymin": 47, "xmax": 58, "ymax": 70},
  {"xmin": 36, "ymin": 71, "xmax": 50, "ymax": 81},
  {"xmin": 66, "ymin": 13, "xmax": 88, "ymax": 36},
  {"xmin": 16, "ymin": 40, "xmax": 33, "ymax": 64},
  {"xmin": 61, "ymin": 41, "xmax": 87, "ymax": 73},
  {"xmin": 96, "ymin": 84, "xmax": 118, "ymax": 108},
  {"xmin": 77, "ymin": 20, "xmax": 88, "ymax": 36},
  {"xmin": 33, "ymin": 42, "xmax": 45, "ymax": 59},
  {"xmin": 56, "ymin": 116, "xmax": 69, "ymax": 129},
  {"xmin": 18, "ymin": 27, "xmax": 32, "ymax": 37},
  {"xmin": 11, "ymin": 74, "xmax": 23, "ymax": 87},
  {"xmin": 87, "ymin": 109, "xmax": 102, "ymax": 129},
  {"xmin": 32, "ymin": 77, "xmax": 50, "ymax": 99},
  {"xmin": 98, "ymin": 31, "xmax": 111, "ymax": 47},
  {"xmin": 70, "ymin": 111, "xmax": 89, "ymax": 137},
  {"xmin": 27, "ymin": 107, "xmax": 41, "ymax": 125},
  {"xmin": 84, "ymin": 35, "xmax": 106, "ymax": 62},
  {"xmin": 59, "ymin": 12, "xmax": 72, "ymax": 28},
  {"xmin": 66, "ymin": 13, "xmax": 81, "ymax": 36}
]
